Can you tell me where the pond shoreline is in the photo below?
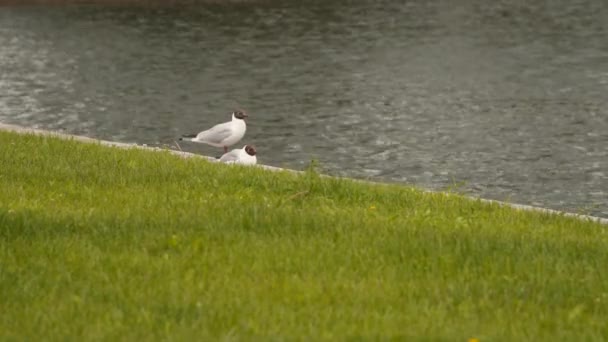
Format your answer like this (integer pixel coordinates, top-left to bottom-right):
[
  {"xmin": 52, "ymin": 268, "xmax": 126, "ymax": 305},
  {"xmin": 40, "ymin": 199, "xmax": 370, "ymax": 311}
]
[{"xmin": 1, "ymin": 122, "xmax": 606, "ymax": 225}]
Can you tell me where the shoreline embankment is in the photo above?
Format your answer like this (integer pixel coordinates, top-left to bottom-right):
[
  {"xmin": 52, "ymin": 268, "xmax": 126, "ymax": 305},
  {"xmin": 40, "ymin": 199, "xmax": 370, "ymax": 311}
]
[{"xmin": 1, "ymin": 122, "xmax": 606, "ymax": 225}]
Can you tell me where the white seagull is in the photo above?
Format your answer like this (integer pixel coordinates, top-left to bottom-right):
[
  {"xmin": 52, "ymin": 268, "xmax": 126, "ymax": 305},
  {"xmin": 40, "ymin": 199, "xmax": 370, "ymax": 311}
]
[
  {"xmin": 180, "ymin": 110, "xmax": 248, "ymax": 153},
  {"xmin": 219, "ymin": 145, "xmax": 257, "ymax": 165}
]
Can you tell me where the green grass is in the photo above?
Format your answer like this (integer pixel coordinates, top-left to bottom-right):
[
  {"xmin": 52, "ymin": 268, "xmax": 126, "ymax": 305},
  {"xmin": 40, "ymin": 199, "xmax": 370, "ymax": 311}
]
[{"xmin": 0, "ymin": 130, "xmax": 607, "ymax": 341}]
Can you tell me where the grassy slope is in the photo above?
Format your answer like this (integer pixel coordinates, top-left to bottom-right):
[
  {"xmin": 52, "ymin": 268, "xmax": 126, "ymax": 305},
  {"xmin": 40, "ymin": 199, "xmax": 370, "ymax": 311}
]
[{"xmin": 0, "ymin": 131, "xmax": 607, "ymax": 341}]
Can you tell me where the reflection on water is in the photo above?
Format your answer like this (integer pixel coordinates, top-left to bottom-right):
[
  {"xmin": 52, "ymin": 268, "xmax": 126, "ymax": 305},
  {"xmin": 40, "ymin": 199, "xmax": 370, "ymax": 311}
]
[{"xmin": 0, "ymin": 1, "xmax": 607, "ymax": 217}]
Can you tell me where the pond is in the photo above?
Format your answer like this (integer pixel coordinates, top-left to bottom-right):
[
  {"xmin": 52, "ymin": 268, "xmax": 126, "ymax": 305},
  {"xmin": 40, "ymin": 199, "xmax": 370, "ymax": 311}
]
[{"xmin": 1, "ymin": 0, "xmax": 607, "ymax": 217}]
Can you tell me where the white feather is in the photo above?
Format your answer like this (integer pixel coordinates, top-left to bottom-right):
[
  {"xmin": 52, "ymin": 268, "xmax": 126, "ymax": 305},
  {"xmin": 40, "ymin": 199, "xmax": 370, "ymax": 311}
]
[
  {"xmin": 220, "ymin": 146, "xmax": 257, "ymax": 165},
  {"xmin": 187, "ymin": 113, "xmax": 246, "ymax": 148}
]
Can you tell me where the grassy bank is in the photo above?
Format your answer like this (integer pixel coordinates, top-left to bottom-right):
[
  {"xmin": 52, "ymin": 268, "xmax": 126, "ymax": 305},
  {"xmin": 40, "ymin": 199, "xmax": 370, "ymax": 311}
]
[{"xmin": 1, "ymin": 130, "xmax": 607, "ymax": 341}]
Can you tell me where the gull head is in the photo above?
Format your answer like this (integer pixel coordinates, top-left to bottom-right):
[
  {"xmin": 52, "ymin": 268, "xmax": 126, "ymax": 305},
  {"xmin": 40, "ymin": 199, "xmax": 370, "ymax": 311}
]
[
  {"xmin": 244, "ymin": 145, "xmax": 257, "ymax": 156},
  {"xmin": 233, "ymin": 110, "xmax": 248, "ymax": 120}
]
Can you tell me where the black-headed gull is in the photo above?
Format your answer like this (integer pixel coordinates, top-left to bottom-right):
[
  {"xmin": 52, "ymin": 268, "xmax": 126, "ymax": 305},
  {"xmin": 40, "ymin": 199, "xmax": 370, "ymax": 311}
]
[
  {"xmin": 219, "ymin": 145, "xmax": 257, "ymax": 165},
  {"xmin": 180, "ymin": 110, "xmax": 248, "ymax": 153}
]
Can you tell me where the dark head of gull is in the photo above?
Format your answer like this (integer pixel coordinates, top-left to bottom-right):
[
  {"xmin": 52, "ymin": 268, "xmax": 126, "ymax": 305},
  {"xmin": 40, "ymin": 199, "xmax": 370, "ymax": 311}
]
[
  {"xmin": 233, "ymin": 110, "xmax": 248, "ymax": 120},
  {"xmin": 244, "ymin": 145, "xmax": 256, "ymax": 156}
]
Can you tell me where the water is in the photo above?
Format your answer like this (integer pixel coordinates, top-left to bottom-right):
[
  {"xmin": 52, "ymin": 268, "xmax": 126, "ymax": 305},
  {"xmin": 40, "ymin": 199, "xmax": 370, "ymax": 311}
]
[{"xmin": 1, "ymin": 1, "xmax": 607, "ymax": 217}]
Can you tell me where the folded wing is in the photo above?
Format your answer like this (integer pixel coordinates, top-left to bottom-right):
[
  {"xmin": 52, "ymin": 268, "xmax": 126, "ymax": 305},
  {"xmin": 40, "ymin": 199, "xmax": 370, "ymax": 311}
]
[
  {"xmin": 219, "ymin": 149, "xmax": 240, "ymax": 163},
  {"xmin": 196, "ymin": 123, "xmax": 233, "ymax": 144}
]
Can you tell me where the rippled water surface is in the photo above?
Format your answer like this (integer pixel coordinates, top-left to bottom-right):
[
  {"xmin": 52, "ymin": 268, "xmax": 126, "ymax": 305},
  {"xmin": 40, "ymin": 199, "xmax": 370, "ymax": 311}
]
[{"xmin": 1, "ymin": 1, "xmax": 607, "ymax": 217}]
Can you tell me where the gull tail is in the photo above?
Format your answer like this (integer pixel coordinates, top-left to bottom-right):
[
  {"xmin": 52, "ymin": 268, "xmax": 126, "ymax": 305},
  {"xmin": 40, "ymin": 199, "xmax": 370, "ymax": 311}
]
[{"xmin": 179, "ymin": 133, "xmax": 197, "ymax": 141}]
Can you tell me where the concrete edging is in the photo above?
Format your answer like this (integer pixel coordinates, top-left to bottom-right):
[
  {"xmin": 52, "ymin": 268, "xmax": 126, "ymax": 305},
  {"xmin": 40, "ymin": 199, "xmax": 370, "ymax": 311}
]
[{"xmin": 1, "ymin": 122, "xmax": 606, "ymax": 225}]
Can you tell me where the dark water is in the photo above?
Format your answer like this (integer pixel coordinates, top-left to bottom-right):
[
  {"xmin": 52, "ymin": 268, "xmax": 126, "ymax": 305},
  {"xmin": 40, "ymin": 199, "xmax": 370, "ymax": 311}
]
[{"xmin": 1, "ymin": 1, "xmax": 607, "ymax": 217}]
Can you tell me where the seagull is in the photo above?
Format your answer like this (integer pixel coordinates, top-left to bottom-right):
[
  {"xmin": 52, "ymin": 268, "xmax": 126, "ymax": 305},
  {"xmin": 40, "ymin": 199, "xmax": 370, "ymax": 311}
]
[
  {"xmin": 219, "ymin": 145, "xmax": 257, "ymax": 165},
  {"xmin": 180, "ymin": 110, "xmax": 248, "ymax": 153}
]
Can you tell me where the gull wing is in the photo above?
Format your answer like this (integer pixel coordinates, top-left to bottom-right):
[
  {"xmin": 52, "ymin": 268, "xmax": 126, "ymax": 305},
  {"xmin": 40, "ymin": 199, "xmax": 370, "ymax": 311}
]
[
  {"xmin": 196, "ymin": 122, "xmax": 232, "ymax": 145},
  {"xmin": 219, "ymin": 149, "xmax": 240, "ymax": 163}
]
